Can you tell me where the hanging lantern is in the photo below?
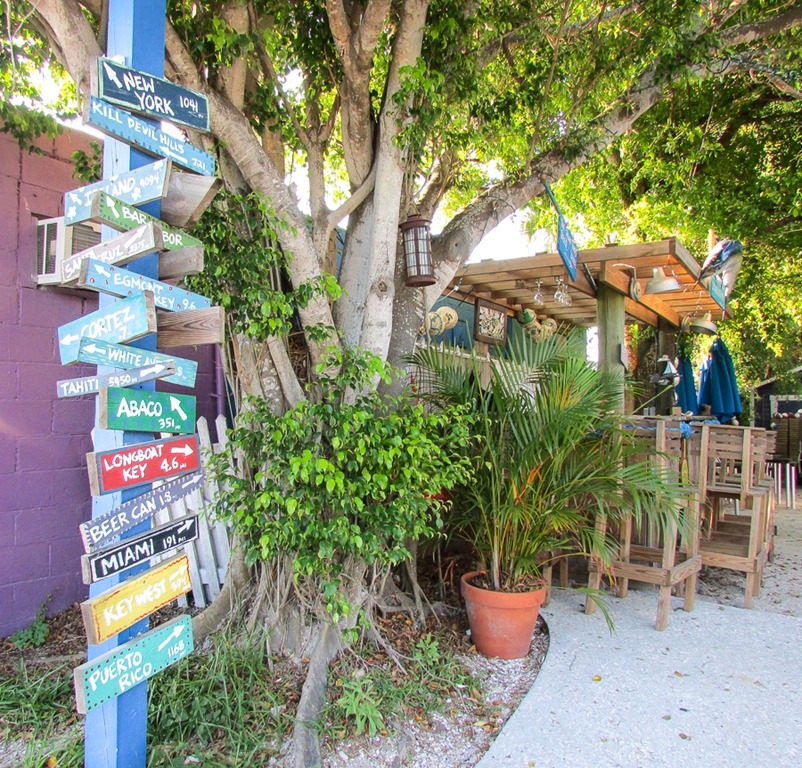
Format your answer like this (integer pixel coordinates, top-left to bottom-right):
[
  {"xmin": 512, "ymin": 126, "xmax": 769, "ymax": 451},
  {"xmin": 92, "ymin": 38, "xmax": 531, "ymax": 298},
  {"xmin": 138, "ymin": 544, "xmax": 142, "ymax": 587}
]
[{"xmin": 401, "ymin": 214, "xmax": 436, "ymax": 287}]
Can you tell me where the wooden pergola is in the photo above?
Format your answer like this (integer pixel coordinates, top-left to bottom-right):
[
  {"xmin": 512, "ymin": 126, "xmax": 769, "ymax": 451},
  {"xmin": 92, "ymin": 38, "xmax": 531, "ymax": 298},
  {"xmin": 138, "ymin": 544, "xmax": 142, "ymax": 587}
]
[{"xmin": 446, "ymin": 237, "xmax": 726, "ymax": 330}]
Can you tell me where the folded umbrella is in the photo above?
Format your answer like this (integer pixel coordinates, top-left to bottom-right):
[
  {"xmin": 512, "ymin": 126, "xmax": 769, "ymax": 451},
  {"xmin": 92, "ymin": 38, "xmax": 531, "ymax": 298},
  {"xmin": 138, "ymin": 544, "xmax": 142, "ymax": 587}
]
[
  {"xmin": 674, "ymin": 355, "xmax": 699, "ymax": 415},
  {"xmin": 698, "ymin": 338, "xmax": 742, "ymax": 423}
]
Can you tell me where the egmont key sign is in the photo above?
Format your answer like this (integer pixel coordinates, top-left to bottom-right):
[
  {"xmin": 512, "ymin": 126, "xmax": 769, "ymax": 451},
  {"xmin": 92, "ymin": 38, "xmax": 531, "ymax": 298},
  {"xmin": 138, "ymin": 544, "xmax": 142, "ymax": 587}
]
[
  {"xmin": 58, "ymin": 292, "xmax": 156, "ymax": 365},
  {"xmin": 86, "ymin": 434, "xmax": 201, "ymax": 496},
  {"xmin": 81, "ymin": 516, "xmax": 199, "ymax": 583},
  {"xmin": 87, "ymin": 96, "xmax": 215, "ymax": 176},
  {"xmin": 75, "ymin": 338, "xmax": 197, "ymax": 388},
  {"xmin": 99, "ymin": 387, "xmax": 196, "ymax": 434},
  {"xmin": 80, "ymin": 554, "xmax": 192, "ymax": 645},
  {"xmin": 57, "ymin": 361, "xmax": 176, "ymax": 399},
  {"xmin": 78, "ymin": 258, "xmax": 211, "ymax": 312},
  {"xmin": 79, "ymin": 471, "xmax": 205, "ymax": 552},
  {"xmin": 76, "ymin": 190, "xmax": 202, "ymax": 250},
  {"xmin": 74, "ymin": 615, "xmax": 193, "ymax": 715},
  {"xmin": 64, "ymin": 159, "xmax": 171, "ymax": 226},
  {"xmin": 61, "ymin": 224, "xmax": 163, "ymax": 284},
  {"xmin": 97, "ymin": 58, "xmax": 210, "ymax": 132}
]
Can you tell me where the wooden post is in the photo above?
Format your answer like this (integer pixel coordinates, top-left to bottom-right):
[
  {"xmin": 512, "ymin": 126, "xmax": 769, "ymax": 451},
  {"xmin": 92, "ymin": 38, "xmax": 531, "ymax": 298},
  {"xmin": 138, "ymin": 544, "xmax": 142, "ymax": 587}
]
[
  {"xmin": 596, "ymin": 282, "xmax": 626, "ymax": 413},
  {"xmin": 85, "ymin": 2, "xmax": 166, "ymax": 767}
]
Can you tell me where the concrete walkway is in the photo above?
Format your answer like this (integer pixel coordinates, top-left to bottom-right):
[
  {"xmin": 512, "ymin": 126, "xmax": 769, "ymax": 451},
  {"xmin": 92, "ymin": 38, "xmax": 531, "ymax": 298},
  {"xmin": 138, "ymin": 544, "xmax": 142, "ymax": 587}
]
[{"xmin": 475, "ymin": 588, "xmax": 802, "ymax": 768}]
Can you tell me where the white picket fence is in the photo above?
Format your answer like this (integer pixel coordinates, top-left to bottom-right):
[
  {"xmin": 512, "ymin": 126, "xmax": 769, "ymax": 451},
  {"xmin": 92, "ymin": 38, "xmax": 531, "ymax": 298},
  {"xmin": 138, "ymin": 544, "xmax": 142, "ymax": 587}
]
[{"xmin": 153, "ymin": 414, "xmax": 232, "ymax": 607}]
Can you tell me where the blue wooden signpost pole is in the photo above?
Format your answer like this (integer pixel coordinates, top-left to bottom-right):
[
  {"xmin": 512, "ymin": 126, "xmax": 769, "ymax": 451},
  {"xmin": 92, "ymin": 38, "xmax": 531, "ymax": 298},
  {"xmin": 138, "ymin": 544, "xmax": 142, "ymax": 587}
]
[{"xmin": 85, "ymin": 1, "xmax": 166, "ymax": 766}]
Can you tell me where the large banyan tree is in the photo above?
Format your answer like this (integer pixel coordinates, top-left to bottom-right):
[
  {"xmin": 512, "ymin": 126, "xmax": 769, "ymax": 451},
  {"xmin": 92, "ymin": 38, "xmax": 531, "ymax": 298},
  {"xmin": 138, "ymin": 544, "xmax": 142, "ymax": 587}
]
[{"xmin": 11, "ymin": 1, "xmax": 802, "ymax": 765}]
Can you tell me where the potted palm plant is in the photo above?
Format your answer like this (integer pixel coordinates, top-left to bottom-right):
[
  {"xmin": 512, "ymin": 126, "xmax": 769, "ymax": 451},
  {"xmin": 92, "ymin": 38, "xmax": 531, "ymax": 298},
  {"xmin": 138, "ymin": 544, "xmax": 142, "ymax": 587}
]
[{"xmin": 409, "ymin": 328, "xmax": 681, "ymax": 658}]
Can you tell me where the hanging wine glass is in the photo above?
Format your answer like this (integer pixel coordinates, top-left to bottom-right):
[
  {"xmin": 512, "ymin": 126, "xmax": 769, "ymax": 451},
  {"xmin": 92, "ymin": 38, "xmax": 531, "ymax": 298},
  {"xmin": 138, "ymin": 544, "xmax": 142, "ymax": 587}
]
[{"xmin": 532, "ymin": 280, "xmax": 545, "ymax": 307}]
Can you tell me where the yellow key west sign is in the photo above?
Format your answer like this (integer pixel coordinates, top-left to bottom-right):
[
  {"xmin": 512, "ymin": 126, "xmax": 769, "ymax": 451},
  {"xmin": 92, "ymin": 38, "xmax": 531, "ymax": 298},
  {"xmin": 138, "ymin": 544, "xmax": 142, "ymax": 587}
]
[{"xmin": 80, "ymin": 554, "xmax": 191, "ymax": 645}]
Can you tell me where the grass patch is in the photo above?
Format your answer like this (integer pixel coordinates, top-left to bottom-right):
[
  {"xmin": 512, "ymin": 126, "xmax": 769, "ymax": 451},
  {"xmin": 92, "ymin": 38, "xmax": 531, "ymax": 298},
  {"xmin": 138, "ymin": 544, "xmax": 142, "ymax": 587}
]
[{"xmin": 146, "ymin": 629, "xmax": 294, "ymax": 766}]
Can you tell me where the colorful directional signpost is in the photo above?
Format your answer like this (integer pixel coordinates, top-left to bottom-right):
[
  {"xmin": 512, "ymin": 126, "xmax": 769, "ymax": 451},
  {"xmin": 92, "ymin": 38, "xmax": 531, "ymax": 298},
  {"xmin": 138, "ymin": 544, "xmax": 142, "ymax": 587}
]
[
  {"xmin": 58, "ymin": 292, "xmax": 156, "ymax": 364},
  {"xmin": 56, "ymin": 361, "xmax": 176, "ymax": 399},
  {"xmin": 61, "ymin": 223, "xmax": 163, "ymax": 284},
  {"xmin": 64, "ymin": 159, "xmax": 171, "ymax": 226},
  {"xmin": 74, "ymin": 615, "xmax": 194, "ymax": 715},
  {"xmin": 74, "ymin": 337, "xmax": 197, "ymax": 388},
  {"xmin": 57, "ymin": 13, "xmax": 223, "ymax": 761},
  {"xmin": 81, "ymin": 516, "xmax": 199, "ymax": 584},
  {"xmin": 86, "ymin": 433, "xmax": 201, "ymax": 496},
  {"xmin": 96, "ymin": 58, "xmax": 210, "ymax": 132},
  {"xmin": 87, "ymin": 96, "xmax": 215, "ymax": 176},
  {"xmin": 80, "ymin": 554, "xmax": 192, "ymax": 645},
  {"xmin": 78, "ymin": 257, "xmax": 211, "ymax": 311},
  {"xmin": 79, "ymin": 471, "xmax": 205, "ymax": 552},
  {"xmin": 99, "ymin": 387, "xmax": 196, "ymax": 433}
]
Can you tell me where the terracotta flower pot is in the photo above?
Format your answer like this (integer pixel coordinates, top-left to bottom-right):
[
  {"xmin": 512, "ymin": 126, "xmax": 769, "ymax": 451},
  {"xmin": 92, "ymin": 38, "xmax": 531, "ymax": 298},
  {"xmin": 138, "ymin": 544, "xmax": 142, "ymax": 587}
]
[{"xmin": 461, "ymin": 570, "xmax": 546, "ymax": 659}]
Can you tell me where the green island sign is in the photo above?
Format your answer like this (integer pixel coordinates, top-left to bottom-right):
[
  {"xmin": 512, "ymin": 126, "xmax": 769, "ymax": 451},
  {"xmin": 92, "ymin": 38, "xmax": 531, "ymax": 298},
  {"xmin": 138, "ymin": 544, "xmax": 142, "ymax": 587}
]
[
  {"xmin": 73, "ymin": 615, "xmax": 193, "ymax": 714},
  {"xmin": 99, "ymin": 387, "xmax": 196, "ymax": 434}
]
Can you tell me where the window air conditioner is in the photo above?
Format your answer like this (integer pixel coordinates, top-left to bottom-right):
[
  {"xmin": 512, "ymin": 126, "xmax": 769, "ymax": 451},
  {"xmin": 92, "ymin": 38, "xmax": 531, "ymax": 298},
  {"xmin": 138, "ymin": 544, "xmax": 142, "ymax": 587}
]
[{"xmin": 35, "ymin": 217, "xmax": 102, "ymax": 285}]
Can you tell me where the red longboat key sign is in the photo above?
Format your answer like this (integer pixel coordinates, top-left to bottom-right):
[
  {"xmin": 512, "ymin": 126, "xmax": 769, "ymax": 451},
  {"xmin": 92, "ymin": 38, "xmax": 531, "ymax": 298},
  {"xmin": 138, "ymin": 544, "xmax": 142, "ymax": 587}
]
[{"xmin": 86, "ymin": 434, "xmax": 200, "ymax": 496}]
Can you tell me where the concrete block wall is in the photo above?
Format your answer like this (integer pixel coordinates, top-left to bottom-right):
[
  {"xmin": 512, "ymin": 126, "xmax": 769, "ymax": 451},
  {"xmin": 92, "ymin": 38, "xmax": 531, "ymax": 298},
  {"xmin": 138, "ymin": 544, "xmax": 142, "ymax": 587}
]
[{"xmin": 1, "ymin": 126, "xmax": 220, "ymax": 638}]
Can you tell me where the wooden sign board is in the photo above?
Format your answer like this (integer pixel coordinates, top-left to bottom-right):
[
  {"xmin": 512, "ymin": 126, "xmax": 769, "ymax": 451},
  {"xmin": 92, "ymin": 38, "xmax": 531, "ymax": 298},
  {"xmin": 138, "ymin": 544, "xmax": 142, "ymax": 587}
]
[
  {"xmin": 708, "ymin": 274, "xmax": 726, "ymax": 309},
  {"xmin": 75, "ymin": 338, "xmax": 197, "ymax": 388},
  {"xmin": 64, "ymin": 159, "xmax": 171, "ymax": 226},
  {"xmin": 80, "ymin": 554, "xmax": 192, "ymax": 645},
  {"xmin": 58, "ymin": 292, "xmax": 156, "ymax": 365},
  {"xmin": 87, "ymin": 96, "xmax": 215, "ymax": 176},
  {"xmin": 57, "ymin": 361, "xmax": 176, "ymax": 399},
  {"xmin": 76, "ymin": 190, "xmax": 202, "ymax": 250},
  {"xmin": 87, "ymin": 434, "xmax": 201, "ymax": 496},
  {"xmin": 74, "ymin": 614, "xmax": 193, "ymax": 715},
  {"xmin": 78, "ymin": 257, "xmax": 211, "ymax": 312},
  {"xmin": 61, "ymin": 223, "xmax": 163, "ymax": 284},
  {"xmin": 97, "ymin": 58, "xmax": 210, "ymax": 132},
  {"xmin": 79, "ymin": 470, "xmax": 205, "ymax": 552},
  {"xmin": 158, "ymin": 246, "xmax": 204, "ymax": 281},
  {"xmin": 157, "ymin": 306, "xmax": 225, "ymax": 348},
  {"xmin": 82, "ymin": 515, "xmax": 199, "ymax": 584},
  {"xmin": 99, "ymin": 387, "xmax": 196, "ymax": 434},
  {"xmin": 161, "ymin": 171, "xmax": 222, "ymax": 229}
]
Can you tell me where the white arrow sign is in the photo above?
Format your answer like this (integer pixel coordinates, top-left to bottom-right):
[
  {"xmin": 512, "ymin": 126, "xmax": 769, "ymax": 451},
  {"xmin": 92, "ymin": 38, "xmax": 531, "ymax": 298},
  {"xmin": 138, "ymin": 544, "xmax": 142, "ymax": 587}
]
[
  {"xmin": 140, "ymin": 363, "xmax": 167, "ymax": 377},
  {"xmin": 169, "ymin": 396, "xmax": 188, "ymax": 421},
  {"xmin": 171, "ymin": 444, "xmax": 194, "ymax": 457},
  {"xmin": 102, "ymin": 59, "xmax": 124, "ymax": 89},
  {"xmin": 156, "ymin": 622, "xmax": 186, "ymax": 653},
  {"xmin": 60, "ymin": 333, "xmax": 80, "ymax": 346}
]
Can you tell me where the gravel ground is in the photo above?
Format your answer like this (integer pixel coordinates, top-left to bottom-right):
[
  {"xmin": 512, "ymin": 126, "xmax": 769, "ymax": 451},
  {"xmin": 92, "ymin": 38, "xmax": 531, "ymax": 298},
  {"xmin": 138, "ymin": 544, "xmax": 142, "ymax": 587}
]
[{"xmin": 323, "ymin": 504, "xmax": 802, "ymax": 768}]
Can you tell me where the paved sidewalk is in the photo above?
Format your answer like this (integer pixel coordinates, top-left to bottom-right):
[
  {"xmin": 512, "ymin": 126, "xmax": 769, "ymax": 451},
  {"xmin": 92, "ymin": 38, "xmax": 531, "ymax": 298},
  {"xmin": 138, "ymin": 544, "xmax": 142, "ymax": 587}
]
[{"xmin": 475, "ymin": 589, "xmax": 802, "ymax": 768}]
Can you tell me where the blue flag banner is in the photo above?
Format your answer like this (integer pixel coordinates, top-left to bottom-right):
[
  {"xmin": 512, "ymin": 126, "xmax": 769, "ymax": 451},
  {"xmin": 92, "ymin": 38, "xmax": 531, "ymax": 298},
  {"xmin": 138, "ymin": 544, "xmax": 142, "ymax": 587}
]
[{"xmin": 544, "ymin": 184, "xmax": 578, "ymax": 282}]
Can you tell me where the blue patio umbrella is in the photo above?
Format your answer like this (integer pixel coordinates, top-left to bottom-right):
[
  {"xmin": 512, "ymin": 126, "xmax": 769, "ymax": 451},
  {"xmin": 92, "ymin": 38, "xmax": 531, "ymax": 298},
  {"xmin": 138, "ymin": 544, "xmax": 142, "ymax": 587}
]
[
  {"xmin": 674, "ymin": 355, "xmax": 699, "ymax": 415},
  {"xmin": 698, "ymin": 338, "xmax": 742, "ymax": 423}
]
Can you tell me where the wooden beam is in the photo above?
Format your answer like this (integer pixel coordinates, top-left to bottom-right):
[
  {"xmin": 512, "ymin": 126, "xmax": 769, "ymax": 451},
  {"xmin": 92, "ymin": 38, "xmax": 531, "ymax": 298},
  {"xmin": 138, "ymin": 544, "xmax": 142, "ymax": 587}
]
[
  {"xmin": 161, "ymin": 172, "xmax": 223, "ymax": 228},
  {"xmin": 158, "ymin": 246, "xmax": 204, "ymax": 280},
  {"xmin": 157, "ymin": 306, "xmax": 225, "ymax": 347},
  {"xmin": 598, "ymin": 264, "xmax": 680, "ymax": 327}
]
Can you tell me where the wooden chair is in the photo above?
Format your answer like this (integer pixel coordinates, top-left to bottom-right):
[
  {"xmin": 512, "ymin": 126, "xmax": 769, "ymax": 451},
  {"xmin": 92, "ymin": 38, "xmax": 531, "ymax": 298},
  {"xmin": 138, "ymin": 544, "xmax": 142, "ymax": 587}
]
[
  {"xmin": 586, "ymin": 419, "xmax": 701, "ymax": 631},
  {"xmin": 697, "ymin": 424, "xmax": 770, "ymax": 608}
]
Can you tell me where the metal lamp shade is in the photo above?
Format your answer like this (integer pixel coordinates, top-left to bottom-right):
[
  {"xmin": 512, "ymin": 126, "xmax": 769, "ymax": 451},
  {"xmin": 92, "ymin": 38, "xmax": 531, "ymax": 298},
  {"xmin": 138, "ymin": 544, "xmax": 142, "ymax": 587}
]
[
  {"xmin": 690, "ymin": 312, "xmax": 718, "ymax": 335},
  {"xmin": 644, "ymin": 267, "xmax": 680, "ymax": 294},
  {"xmin": 401, "ymin": 214, "xmax": 436, "ymax": 287}
]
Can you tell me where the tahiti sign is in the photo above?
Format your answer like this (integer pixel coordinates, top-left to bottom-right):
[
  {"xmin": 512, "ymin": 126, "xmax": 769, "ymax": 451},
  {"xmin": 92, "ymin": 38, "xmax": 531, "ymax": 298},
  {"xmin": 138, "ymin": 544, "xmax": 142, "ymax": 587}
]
[
  {"xmin": 87, "ymin": 96, "xmax": 215, "ymax": 176},
  {"xmin": 81, "ymin": 516, "xmax": 199, "ymax": 584},
  {"xmin": 79, "ymin": 470, "xmax": 205, "ymax": 552},
  {"xmin": 86, "ymin": 434, "xmax": 201, "ymax": 496},
  {"xmin": 80, "ymin": 554, "xmax": 192, "ymax": 644},
  {"xmin": 56, "ymin": 361, "xmax": 176, "ymax": 399},
  {"xmin": 74, "ymin": 615, "xmax": 193, "ymax": 714},
  {"xmin": 96, "ymin": 58, "xmax": 210, "ymax": 132}
]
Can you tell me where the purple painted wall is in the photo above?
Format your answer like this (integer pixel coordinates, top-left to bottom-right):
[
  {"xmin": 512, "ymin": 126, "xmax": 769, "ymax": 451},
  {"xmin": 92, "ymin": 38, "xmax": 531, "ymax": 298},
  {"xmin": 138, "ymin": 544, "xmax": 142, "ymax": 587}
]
[{"xmin": 1, "ymin": 125, "xmax": 220, "ymax": 638}]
